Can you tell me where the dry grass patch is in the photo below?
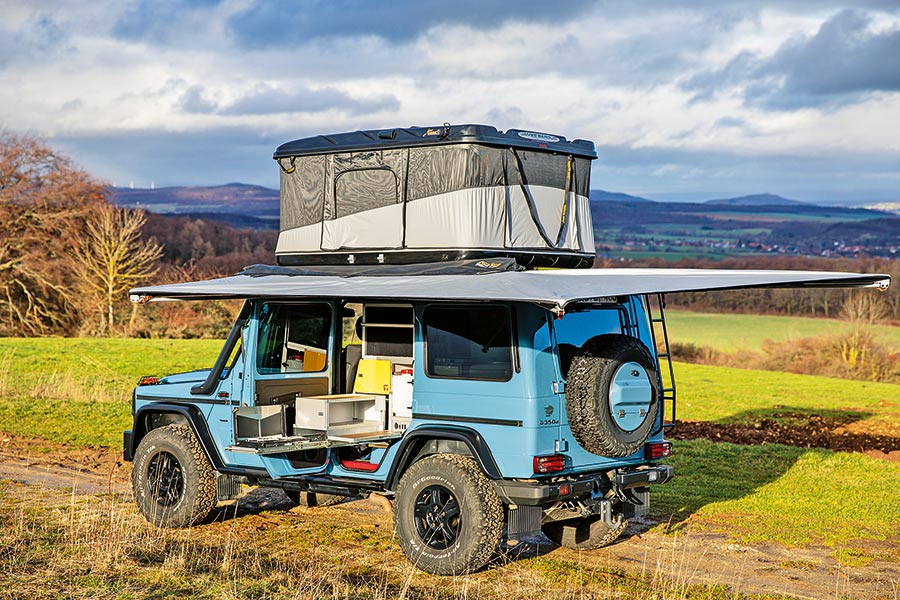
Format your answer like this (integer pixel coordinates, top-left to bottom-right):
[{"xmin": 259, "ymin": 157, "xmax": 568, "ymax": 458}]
[{"xmin": 0, "ymin": 481, "xmax": 774, "ymax": 600}]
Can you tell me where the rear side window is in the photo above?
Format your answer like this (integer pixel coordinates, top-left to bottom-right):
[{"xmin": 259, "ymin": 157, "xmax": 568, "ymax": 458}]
[{"xmin": 424, "ymin": 305, "xmax": 513, "ymax": 381}]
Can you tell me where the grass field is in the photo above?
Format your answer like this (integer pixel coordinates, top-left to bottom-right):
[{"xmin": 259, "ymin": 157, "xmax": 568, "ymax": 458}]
[
  {"xmin": 666, "ymin": 309, "xmax": 900, "ymax": 351},
  {"xmin": 1, "ymin": 336, "xmax": 899, "ymax": 596}
]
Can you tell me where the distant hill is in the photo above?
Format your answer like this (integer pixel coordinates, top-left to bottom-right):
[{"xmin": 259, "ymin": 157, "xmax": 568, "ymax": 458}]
[
  {"xmin": 111, "ymin": 183, "xmax": 279, "ymax": 218},
  {"xmin": 591, "ymin": 189, "xmax": 654, "ymax": 203},
  {"xmin": 705, "ymin": 193, "xmax": 806, "ymax": 207}
]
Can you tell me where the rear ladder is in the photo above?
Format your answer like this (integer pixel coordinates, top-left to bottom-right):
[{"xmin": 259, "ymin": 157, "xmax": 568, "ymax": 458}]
[{"xmin": 643, "ymin": 293, "xmax": 676, "ymax": 429}]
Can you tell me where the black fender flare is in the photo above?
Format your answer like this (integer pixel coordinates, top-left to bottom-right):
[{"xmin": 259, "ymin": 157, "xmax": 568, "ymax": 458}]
[
  {"xmin": 128, "ymin": 403, "xmax": 224, "ymax": 470},
  {"xmin": 384, "ymin": 425, "xmax": 502, "ymax": 490}
]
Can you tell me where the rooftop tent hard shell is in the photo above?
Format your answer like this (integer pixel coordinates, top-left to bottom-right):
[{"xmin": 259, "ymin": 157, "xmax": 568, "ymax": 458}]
[{"xmin": 272, "ymin": 124, "xmax": 598, "ymax": 268}]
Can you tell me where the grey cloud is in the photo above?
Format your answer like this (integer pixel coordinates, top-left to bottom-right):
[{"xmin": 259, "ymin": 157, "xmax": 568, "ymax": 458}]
[
  {"xmin": 113, "ymin": 0, "xmax": 221, "ymax": 43},
  {"xmin": 178, "ymin": 85, "xmax": 218, "ymax": 114},
  {"xmin": 0, "ymin": 13, "xmax": 69, "ymax": 68},
  {"xmin": 714, "ymin": 116, "xmax": 750, "ymax": 129},
  {"xmin": 224, "ymin": 85, "xmax": 399, "ymax": 115},
  {"xmin": 685, "ymin": 9, "xmax": 900, "ymax": 109},
  {"xmin": 761, "ymin": 9, "xmax": 900, "ymax": 98},
  {"xmin": 179, "ymin": 84, "xmax": 399, "ymax": 116},
  {"xmin": 226, "ymin": 0, "xmax": 595, "ymax": 48}
]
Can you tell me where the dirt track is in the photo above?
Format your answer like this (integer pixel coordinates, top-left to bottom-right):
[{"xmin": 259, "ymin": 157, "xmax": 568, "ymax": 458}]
[{"xmin": 1, "ymin": 436, "xmax": 898, "ymax": 600}]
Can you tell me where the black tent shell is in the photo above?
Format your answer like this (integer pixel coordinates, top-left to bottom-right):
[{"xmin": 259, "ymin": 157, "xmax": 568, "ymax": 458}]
[{"xmin": 273, "ymin": 124, "xmax": 597, "ymax": 160}]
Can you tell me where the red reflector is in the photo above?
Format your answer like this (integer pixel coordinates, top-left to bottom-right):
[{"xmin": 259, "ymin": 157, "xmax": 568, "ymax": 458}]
[
  {"xmin": 558, "ymin": 484, "xmax": 570, "ymax": 496},
  {"xmin": 340, "ymin": 459, "xmax": 379, "ymax": 472},
  {"xmin": 645, "ymin": 442, "xmax": 673, "ymax": 459},
  {"xmin": 533, "ymin": 454, "xmax": 567, "ymax": 474},
  {"xmin": 138, "ymin": 376, "xmax": 160, "ymax": 386}
]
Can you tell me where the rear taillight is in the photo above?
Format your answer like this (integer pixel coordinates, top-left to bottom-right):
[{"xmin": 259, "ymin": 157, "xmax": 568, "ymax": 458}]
[
  {"xmin": 533, "ymin": 454, "xmax": 567, "ymax": 474},
  {"xmin": 138, "ymin": 376, "xmax": 160, "ymax": 386},
  {"xmin": 645, "ymin": 441, "xmax": 673, "ymax": 459}
]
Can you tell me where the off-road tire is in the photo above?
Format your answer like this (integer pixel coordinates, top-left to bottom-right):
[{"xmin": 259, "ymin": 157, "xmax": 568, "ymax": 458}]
[
  {"xmin": 131, "ymin": 424, "xmax": 218, "ymax": 528},
  {"xmin": 394, "ymin": 454, "xmax": 505, "ymax": 575},
  {"xmin": 284, "ymin": 490, "xmax": 343, "ymax": 507},
  {"xmin": 542, "ymin": 516, "xmax": 628, "ymax": 550},
  {"xmin": 566, "ymin": 334, "xmax": 659, "ymax": 457}
]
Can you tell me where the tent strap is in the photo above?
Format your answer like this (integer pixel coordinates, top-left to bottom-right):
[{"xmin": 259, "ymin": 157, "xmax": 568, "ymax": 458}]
[{"xmin": 508, "ymin": 148, "xmax": 571, "ymax": 248}]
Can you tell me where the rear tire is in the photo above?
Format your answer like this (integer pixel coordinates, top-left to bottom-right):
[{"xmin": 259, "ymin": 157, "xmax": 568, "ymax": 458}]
[
  {"xmin": 394, "ymin": 454, "xmax": 504, "ymax": 575},
  {"xmin": 542, "ymin": 516, "xmax": 628, "ymax": 550},
  {"xmin": 131, "ymin": 424, "xmax": 218, "ymax": 528},
  {"xmin": 284, "ymin": 489, "xmax": 343, "ymax": 507}
]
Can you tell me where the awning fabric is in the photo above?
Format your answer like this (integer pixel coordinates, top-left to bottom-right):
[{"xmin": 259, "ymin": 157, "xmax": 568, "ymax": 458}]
[{"xmin": 130, "ymin": 267, "xmax": 891, "ymax": 312}]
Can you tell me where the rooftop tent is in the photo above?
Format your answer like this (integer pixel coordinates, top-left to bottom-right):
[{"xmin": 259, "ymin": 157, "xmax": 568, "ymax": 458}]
[{"xmin": 272, "ymin": 124, "xmax": 597, "ymax": 268}]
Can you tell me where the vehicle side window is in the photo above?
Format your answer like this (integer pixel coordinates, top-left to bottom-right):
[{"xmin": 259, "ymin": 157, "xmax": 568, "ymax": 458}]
[
  {"xmin": 256, "ymin": 303, "xmax": 331, "ymax": 374},
  {"xmin": 424, "ymin": 305, "xmax": 513, "ymax": 381}
]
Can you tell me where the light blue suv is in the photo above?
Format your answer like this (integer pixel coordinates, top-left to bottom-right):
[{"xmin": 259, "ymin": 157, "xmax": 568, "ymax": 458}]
[{"xmin": 124, "ymin": 276, "xmax": 676, "ymax": 575}]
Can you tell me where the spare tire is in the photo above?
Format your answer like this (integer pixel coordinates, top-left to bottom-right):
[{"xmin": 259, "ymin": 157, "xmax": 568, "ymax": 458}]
[{"xmin": 565, "ymin": 334, "xmax": 659, "ymax": 457}]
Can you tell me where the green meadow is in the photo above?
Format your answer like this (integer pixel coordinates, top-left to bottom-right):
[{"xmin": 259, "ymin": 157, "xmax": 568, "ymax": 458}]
[
  {"xmin": 0, "ymin": 335, "xmax": 898, "ymax": 580},
  {"xmin": 665, "ymin": 309, "xmax": 900, "ymax": 352}
]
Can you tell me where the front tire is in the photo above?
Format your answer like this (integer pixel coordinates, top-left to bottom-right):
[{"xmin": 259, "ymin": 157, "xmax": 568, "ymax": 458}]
[
  {"xmin": 394, "ymin": 454, "xmax": 504, "ymax": 575},
  {"xmin": 131, "ymin": 424, "xmax": 218, "ymax": 528},
  {"xmin": 542, "ymin": 515, "xmax": 628, "ymax": 550}
]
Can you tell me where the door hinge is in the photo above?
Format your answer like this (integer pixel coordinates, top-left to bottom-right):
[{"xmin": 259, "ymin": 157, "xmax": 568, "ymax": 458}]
[{"xmin": 552, "ymin": 380, "xmax": 566, "ymax": 395}]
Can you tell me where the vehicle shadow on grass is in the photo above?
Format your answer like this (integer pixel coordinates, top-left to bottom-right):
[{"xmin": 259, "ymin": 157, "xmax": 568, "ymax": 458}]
[
  {"xmin": 646, "ymin": 405, "xmax": 888, "ymax": 534},
  {"xmin": 206, "ymin": 486, "xmax": 303, "ymax": 522}
]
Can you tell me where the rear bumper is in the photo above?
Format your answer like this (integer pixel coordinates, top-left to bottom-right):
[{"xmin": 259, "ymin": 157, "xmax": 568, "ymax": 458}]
[{"xmin": 493, "ymin": 464, "xmax": 674, "ymax": 506}]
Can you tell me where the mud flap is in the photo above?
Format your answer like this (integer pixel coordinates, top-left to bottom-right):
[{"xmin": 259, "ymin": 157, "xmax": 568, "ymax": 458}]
[
  {"xmin": 216, "ymin": 474, "xmax": 243, "ymax": 501},
  {"xmin": 621, "ymin": 486, "xmax": 650, "ymax": 519},
  {"xmin": 507, "ymin": 504, "xmax": 543, "ymax": 539}
]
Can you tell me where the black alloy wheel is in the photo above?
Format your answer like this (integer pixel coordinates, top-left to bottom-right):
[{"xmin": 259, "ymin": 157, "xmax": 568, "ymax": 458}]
[
  {"xmin": 393, "ymin": 454, "xmax": 505, "ymax": 575},
  {"xmin": 146, "ymin": 451, "xmax": 185, "ymax": 507},
  {"xmin": 413, "ymin": 485, "xmax": 461, "ymax": 550}
]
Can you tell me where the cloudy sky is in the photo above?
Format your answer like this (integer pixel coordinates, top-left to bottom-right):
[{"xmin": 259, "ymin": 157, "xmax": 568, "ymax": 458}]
[{"xmin": 1, "ymin": 1, "xmax": 899, "ymax": 202}]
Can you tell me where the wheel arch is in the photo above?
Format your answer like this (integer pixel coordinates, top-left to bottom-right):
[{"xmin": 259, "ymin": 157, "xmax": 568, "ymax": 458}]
[
  {"xmin": 385, "ymin": 425, "xmax": 502, "ymax": 491},
  {"xmin": 127, "ymin": 403, "xmax": 224, "ymax": 470}
]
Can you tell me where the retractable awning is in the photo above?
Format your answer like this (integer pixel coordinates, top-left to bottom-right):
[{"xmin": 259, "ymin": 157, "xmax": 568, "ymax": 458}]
[{"xmin": 130, "ymin": 266, "xmax": 890, "ymax": 312}]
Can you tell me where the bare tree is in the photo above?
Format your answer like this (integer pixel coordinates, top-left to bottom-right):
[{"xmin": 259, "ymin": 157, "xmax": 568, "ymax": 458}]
[
  {"xmin": 840, "ymin": 290, "xmax": 888, "ymax": 325},
  {"xmin": 0, "ymin": 132, "xmax": 105, "ymax": 335},
  {"xmin": 72, "ymin": 203, "xmax": 162, "ymax": 334}
]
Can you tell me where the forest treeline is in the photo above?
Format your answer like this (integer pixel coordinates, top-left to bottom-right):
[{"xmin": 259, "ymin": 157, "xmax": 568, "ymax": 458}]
[{"xmin": 2, "ymin": 133, "xmax": 896, "ymax": 339}]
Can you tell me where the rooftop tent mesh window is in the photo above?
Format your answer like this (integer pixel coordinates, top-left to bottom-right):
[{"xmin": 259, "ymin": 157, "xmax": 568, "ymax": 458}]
[
  {"xmin": 505, "ymin": 151, "xmax": 591, "ymax": 197},
  {"xmin": 327, "ymin": 149, "xmax": 406, "ymax": 220},
  {"xmin": 334, "ymin": 168, "xmax": 399, "ymax": 218},
  {"xmin": 279, "ymin": 155, "xmax": 326, "ymax": 231},
  {"xmin": 407, "ymin": 145, "xmax": 506, "ymax": 202}
]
